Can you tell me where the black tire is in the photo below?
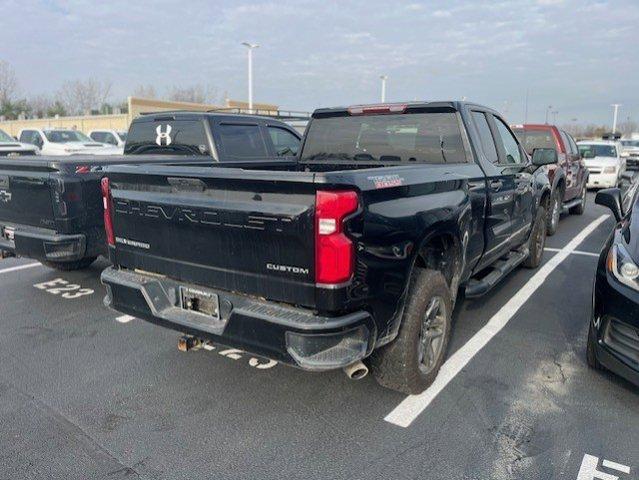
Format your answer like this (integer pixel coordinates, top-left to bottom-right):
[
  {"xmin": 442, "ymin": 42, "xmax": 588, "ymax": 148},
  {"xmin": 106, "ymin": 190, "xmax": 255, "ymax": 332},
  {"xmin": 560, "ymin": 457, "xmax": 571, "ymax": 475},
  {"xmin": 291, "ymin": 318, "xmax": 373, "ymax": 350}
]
[
  {"xmin": 569, "ymin": 184, "xmax": 587, "ymax": 215},
  {"xmin": 41, "ymin": 256, "xmax": 97, "ymax": 271},
  {"xmin": 586, "ymin": 322, "xmax": 603, "ymax": 370},
  {"xmin": 523, "ymin": 206, "xmax": 547, "ymax": 269},
  {"xmin": 546, "ymin": 190, "xmax": 561, "ymax": 236},
  {"xmin": 370, "ymin": 269, "xmax": 452, "ymax": 395}
]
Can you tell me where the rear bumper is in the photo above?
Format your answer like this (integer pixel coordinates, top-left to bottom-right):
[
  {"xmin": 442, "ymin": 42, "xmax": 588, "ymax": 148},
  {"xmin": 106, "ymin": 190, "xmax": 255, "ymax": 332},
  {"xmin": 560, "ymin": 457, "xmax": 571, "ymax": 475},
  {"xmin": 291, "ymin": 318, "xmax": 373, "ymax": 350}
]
[
  {"xmin": 587, "ymin": 172, "xmax": 618, "ymax": 189},
  {"xmin": 625, "ymin": 156, "xmax": 639, "ymax": 169},
  {"xmin": 101, "ymin": 267, "xmax": 376, "ymax": 371},
  {"xmin": 0, "ymin": 223, "xmax": 92, "ymax": 263}
]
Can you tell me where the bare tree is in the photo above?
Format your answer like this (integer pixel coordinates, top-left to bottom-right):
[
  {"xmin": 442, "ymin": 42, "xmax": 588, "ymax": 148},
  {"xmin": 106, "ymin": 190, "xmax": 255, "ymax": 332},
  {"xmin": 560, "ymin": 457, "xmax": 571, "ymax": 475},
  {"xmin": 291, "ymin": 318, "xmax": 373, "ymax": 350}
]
[
  {"xmin": 56, "ymin": 78, "xmax": 112, "ymax": 115},
  {"xmin": 167, "ymin": 84, "xmax": 218, "ymax": 104},
  {"xmin": 133, "ymin": 84, "xmax": 157, "ymax": 99},
  {"xmin": 0, "ymin": 60, "xmax": 18, "ymax": 104},
  {"xmin": 27, "ymin": 94, "xmax": 54, "ymax": 118}
]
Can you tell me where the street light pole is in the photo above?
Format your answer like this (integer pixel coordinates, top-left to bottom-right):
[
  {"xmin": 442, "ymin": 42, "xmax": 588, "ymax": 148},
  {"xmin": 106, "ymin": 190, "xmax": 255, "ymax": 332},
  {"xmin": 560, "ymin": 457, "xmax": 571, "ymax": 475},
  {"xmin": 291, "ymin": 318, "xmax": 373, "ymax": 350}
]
[
  {"xmin": 611, "ymin": 104, "xmax": 622, "ymax": 133},
  {"xmin": 380, "ymin": 75, "xmax": 388, "ymax": 103},
  {"xmin": 545, "ymin": 105, "xmax": 552, "ymax": 124},
  {"xmin": 241, "ymin": 42, "xmax": 259, "ymax": 111}
]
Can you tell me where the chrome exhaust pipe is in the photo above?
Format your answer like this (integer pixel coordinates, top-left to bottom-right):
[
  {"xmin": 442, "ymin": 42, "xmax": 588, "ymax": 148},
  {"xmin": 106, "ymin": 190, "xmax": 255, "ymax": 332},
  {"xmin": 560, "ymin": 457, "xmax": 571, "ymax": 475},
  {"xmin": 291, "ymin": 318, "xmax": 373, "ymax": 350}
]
[{"xmin": 343, "ymin": 361, "xmax": 369, "ymax": 380}]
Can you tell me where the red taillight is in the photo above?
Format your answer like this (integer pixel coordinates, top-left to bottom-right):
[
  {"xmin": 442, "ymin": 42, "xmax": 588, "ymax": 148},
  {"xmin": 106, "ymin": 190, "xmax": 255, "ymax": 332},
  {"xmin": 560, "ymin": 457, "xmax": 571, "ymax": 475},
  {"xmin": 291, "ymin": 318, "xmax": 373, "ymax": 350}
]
[
  {"xmin": 101, "ymin": 177, "xmax": 115, "ymax": 246},
  {"xmin": 348, "ymin": 103, "xmax": 407, "ymax": 116},
  {"xmin": 315, "ymin": 190, "xmax": 359, "ymax": 285}
]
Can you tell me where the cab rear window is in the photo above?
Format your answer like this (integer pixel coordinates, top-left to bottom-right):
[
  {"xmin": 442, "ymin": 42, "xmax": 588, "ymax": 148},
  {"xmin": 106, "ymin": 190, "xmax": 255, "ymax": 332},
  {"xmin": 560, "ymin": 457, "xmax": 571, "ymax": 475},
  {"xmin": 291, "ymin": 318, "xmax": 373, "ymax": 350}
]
[
  {"xmin": 512, "ymin": 129, "xmax": 557, "ymax": 155},
  {"xmin": 124, "ymin": 120, "xmax": 210, "ymax": 155},
  {"xmin": 301, "ymin": 112, "xmax": 469, "ymax": 164}
]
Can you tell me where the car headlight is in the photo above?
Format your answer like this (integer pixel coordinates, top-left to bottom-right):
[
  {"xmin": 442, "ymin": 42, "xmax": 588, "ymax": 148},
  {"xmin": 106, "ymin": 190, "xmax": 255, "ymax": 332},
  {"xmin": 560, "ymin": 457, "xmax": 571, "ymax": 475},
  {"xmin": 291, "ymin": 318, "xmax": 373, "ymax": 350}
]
[
  {"xmin": 603, "ymin": 166, "xmax": 617, "ymax": 174},
  {"xmin": 607, "ymin": 244, "xmax": 639, "ymax": 290}
]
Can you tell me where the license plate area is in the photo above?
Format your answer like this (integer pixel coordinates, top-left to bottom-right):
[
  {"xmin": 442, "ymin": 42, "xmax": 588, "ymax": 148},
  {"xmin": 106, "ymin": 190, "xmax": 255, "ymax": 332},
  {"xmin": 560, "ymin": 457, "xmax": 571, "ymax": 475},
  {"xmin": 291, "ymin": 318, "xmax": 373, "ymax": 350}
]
[{"xmin": 179, "ymin": 286, "xmax": 220, "ymax": 320}]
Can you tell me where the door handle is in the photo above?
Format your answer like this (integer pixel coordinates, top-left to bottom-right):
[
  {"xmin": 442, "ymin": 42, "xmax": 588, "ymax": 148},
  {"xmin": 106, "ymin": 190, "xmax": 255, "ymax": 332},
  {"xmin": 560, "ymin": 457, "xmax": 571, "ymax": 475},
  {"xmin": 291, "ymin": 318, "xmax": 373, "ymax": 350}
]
[{"xmin": 489, "ymin": 180, "xmax": 503, "ymax": 191}]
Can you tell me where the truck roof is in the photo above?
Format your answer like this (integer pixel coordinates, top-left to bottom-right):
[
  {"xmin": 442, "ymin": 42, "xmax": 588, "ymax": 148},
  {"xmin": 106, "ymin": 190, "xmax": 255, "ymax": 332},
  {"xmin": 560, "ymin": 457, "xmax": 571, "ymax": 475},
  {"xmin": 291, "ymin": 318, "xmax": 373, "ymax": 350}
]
[
  {"xmin": 511, "ymin": 124, "xmax": 559, "ymax": 130},
  {"xmin": 137, "ymin": 110, "xmax": 290, "ymax": 124},
  {"xmin": 312, "ymin": 101, "xmax": 498, "ymax": 118}
]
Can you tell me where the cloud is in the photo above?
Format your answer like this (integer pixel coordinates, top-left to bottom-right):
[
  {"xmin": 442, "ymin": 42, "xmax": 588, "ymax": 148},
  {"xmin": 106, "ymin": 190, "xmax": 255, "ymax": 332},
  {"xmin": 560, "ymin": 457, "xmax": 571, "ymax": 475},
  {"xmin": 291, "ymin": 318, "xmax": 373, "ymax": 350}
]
[{"xmin": 0, "ymin": 0, "xmax": 637, "ymax": 124}]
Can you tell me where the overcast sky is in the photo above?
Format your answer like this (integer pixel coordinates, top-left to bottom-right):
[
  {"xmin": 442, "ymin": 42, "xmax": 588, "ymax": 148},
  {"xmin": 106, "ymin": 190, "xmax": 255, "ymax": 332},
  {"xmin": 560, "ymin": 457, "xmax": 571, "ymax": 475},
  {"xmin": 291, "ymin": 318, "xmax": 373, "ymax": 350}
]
[{"xmin": 3, "ymin": 0, "xmax": 638, "ymax": 125}]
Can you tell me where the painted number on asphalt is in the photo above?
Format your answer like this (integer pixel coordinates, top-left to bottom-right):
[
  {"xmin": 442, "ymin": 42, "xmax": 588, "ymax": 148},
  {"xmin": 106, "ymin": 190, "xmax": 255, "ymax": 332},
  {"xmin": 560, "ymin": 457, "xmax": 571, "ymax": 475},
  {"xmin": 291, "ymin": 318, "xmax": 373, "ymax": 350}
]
[
  {"xmin": 34, "ymin": 278, "xmax": 94, "ymax": 299},
  {"xmin": 577, "ymin": 454, "xmax": 631, "ymax": 480},
  {"xmin": 204, "ymin": 343, "xmax": 278, "ymax": 369}
]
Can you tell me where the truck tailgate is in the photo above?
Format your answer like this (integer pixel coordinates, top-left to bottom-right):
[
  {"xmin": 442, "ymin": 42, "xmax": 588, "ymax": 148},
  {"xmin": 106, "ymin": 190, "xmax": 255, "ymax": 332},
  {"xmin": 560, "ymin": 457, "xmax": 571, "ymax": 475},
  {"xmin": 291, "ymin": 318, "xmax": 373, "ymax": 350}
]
[
  {"xmin": 0, "ymin": 161, "xmax": 56, "ymax": 229},
  {"xmin": 108, "ymin": 166, "xmax": 320, "ymax": 307}
]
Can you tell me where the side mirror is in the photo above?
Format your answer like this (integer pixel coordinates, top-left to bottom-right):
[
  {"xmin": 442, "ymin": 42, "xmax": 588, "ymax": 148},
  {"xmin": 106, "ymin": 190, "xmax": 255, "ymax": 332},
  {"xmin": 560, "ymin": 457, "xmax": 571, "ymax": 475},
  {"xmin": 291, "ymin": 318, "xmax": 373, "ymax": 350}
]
[
  {"xmin": 531, "ymin": 148, "xmax": 558, "ymax": 166},
  {"xmin": 595, "ymin": 188, "xmax": 623, "ymax": 221}
]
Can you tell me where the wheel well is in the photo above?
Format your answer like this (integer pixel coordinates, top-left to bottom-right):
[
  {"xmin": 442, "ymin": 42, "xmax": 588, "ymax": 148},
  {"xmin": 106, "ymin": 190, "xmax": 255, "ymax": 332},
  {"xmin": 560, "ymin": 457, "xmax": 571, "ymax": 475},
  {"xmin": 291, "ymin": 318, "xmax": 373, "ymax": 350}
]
[
  {"xmin": 555, "ymin": 178, "xmax": 566, "ymax": 197},
  {"xmin": 414, "ymin": 234, "xmax": 459, "ymax": 289}
]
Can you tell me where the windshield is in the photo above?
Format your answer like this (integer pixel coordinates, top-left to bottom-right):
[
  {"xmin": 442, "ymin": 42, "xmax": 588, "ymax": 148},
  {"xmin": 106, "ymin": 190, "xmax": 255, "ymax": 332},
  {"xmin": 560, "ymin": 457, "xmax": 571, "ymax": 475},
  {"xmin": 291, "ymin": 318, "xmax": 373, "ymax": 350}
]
[
  {"xmin": 301, "ymin": 112, "xmax": 468, "ymax": 164},
  {"xmin": 0, "ymin": 129, "xmax": 15, "ymax": 143},
  {"xmin": 512, "ymin": 129, "xmax": 557, "ymax": 155},
  {"xmin": 44, "ymin": 130, "xmax": 92, "ymax": 143},
  {"xmin": 578, "ymin": 144, "xmax": 617, "ymax": 158},
  {"xmin": 621, "ymin": 140, "xmax": 639, "ymax": 148}
]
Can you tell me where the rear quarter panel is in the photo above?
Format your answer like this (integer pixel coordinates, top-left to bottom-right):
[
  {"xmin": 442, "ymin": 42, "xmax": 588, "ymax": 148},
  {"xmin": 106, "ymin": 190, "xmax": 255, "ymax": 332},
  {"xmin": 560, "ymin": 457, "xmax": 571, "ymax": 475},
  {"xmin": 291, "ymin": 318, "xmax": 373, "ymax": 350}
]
[{"xmin": 329, "ymin": 163, "xmax": 487, "ymax": 344}]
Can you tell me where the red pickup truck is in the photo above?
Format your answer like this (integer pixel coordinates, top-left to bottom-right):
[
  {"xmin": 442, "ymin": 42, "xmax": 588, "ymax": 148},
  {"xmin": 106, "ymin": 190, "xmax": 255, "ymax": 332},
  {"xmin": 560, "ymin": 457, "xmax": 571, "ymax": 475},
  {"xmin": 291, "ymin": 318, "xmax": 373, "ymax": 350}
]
[{"xmin": 512, "ymin": 124, "xmax": 588, "ymax": 235}]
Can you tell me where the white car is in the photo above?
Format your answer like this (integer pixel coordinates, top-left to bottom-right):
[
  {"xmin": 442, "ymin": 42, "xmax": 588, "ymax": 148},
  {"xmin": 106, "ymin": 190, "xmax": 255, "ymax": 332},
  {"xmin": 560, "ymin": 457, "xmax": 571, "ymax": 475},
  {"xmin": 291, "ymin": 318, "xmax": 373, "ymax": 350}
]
[
  {"xmin": 620, "ymin": 139, "xmax": 639, "ymax": 169},
  {"xmin": 0, "ymin": 128, "xmax": 38, "ymax": 157},
  {"xmin": 577, "ymin": 140, "xmax": 626, "ymax": 189},
  {"xmin": 18, "ymin": 128, "xmax": 124, "ymax": 156},
  {"xmin": 88, "ymin": 129, "xmax": 128, "ymax": 148}
]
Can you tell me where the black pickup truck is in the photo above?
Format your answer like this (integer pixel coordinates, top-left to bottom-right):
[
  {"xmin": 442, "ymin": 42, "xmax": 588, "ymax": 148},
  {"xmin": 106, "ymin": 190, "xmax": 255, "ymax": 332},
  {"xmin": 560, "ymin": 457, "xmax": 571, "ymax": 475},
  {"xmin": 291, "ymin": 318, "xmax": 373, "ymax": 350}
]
[
  {"xmin": 0, "ymin": 112, "xmax": 301, "ymax": 269},
  {"xmin": 101, "ymin": 101, "xmax": 553, "ymax": 394}
]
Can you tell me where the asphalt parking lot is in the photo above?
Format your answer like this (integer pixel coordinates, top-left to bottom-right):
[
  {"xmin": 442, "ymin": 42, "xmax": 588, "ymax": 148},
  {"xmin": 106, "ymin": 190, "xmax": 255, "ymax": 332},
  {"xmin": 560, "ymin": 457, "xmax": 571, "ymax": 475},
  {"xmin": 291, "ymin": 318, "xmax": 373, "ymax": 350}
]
[{"xmin": 0, "ymin": 193, "xmax": 637, "ymax": 480}]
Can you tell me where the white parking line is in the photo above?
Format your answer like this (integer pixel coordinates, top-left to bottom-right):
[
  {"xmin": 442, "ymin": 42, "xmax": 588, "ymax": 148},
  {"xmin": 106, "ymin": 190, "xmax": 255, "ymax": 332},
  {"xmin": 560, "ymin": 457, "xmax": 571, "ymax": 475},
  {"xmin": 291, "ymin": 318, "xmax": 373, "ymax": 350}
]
[
  {"xmin": 0, "ymin": 262, "xmax": 41, "ymax": 275},
  {"xmin": 545, "ymin": 247, "xmax": 600, "ymax": 258},
  {"xmin": 384, "ymin": 214, "xmax": 609, "ymax": 428},
  {"xmin": 116, "ymin": 315, "xmax": 135, "ymax": 323}
]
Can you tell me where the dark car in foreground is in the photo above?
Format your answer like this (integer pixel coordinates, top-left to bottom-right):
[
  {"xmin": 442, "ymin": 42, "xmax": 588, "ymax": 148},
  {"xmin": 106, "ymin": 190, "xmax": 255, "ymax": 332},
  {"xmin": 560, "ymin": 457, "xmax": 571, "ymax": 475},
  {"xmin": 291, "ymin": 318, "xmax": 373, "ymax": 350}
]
[
  {"xmin": 588, "ymin": 183, "xmax": 639, "ymax": 386},
  {"xmin": 512, "ymin": 124, "xmax": 588, "ymax": 235},
  {"xmin": 101, "ymin": 101, "xmax": 553, "ymax": 394},
  {"xmin": 0, "ymin": 112, "xmax": 301, "ymax": 270}
]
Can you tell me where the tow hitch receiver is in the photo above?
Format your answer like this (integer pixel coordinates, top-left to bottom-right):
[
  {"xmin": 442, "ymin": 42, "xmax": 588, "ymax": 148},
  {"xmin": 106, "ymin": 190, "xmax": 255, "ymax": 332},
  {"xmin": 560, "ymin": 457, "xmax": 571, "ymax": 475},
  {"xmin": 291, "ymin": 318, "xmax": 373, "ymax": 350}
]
[{"xmin": 178, "ymin": 335, "xmax": 203, "ymax": 352}]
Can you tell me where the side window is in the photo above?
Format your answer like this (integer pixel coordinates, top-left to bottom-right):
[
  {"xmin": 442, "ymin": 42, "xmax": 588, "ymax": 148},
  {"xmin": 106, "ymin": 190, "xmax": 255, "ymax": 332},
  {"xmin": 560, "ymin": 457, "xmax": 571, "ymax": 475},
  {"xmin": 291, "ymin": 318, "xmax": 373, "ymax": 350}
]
[
  {"xmin": 567, "ymin": 134, "xmax": 579, "ymax": 155},
  {"xmin": 559, "ymin": 131, "xmax": 572, "ymax": 154},
  {"xmin": 21, "ymin": 131, "xmax": 43, "ymax": 148},
  {"xmin": 22, "ymin": 131, "xmax": 35, "ymax": 145},
  {"xmin": 103, "ymin": 133, "xmax": 117, "ymax": 145},
  {"xmin": 268, "ymin": 126, "xmax": 300, "ymax": 156},
  {"xmin": 217, "ymin": 124, "xmax": 268, "ymax": 159},
  {"xmin": 471, "ymin": 111, "xmax": 498, "ymax": 164},
  {"xmin": 493, "ymin": 117, "xmax": 523, "ymax": 164},
  {"xmin": 91, "ymin": 132, "xmax": 104, "ymax": 142}
]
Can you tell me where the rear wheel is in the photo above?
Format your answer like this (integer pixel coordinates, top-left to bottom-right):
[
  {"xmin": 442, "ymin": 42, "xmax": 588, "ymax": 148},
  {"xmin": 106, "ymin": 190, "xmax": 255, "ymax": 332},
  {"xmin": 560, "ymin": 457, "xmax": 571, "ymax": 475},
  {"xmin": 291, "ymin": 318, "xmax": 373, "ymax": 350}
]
[
  {"xmin": 523, "ymin": 206, "xmax": 547, "ymax": 269},
  {"xmin": 41, "ymin": 256, "xmax": 97, "ymax": 271},
  {"xmin": 547, "ymin": 190, "xmax": 561, "ymax": 236},
  {"xmin": 569, "ymin": 184, "xmax": 587, "ymax": 215},
  {"xmin": 370, "ymin": 269, "xmax": 452, "ymax": 395},
  {"xmin": 586, "ymin": 322, "xmax": 603, "ymax": 370}
]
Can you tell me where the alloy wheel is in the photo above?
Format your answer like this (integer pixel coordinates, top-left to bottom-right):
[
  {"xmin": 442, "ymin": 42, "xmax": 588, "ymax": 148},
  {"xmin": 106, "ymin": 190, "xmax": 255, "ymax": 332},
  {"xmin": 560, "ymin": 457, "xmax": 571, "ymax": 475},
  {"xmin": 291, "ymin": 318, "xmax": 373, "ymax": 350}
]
[{"xmin": 418, "ymin": 296, "xmax": 447, "ymax": 374}]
